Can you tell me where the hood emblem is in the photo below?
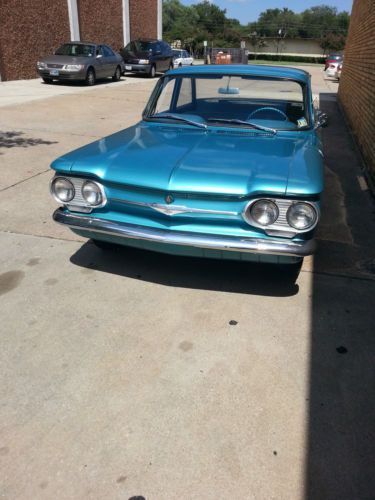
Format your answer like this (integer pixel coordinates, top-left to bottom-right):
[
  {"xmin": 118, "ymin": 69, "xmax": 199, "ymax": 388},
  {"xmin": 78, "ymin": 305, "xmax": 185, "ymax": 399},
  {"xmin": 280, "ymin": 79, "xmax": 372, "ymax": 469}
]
[{"xmin": 165, "ymin": 194, "xmax": 174, "ymax": 204}]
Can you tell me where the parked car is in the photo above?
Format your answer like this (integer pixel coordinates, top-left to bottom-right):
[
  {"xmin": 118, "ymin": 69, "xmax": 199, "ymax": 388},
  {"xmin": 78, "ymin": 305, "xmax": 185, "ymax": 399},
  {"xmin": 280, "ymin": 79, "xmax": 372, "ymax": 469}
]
[
  {"xmin": 335, "ymin": 63, "xmax": 343, "ymax": 81},
  {"xmin": 120, "ymin": 39, "xmax": 174, "ymax": 77},
  {"xmin": 325, "ymin": 61, "xmax": 341, "ymax": 78},
  {"xmin": 324, "ymin": 53, "xmax": 343, "ymax": 71},
  {"xmin": 172, "ymin": 49, "xmax": 194, "ymax": 68},
  {"xmin": 50, "ymin": 65, "xmax": 327, "ymax": 282},
  {"xmin": 37, "ymin": 42, "xmax": 125, "ymax": 85}
]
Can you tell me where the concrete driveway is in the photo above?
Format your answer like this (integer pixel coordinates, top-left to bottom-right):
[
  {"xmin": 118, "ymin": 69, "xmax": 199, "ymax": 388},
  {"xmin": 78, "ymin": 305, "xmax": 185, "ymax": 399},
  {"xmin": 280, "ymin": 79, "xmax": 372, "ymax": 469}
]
[{"xmin": 1, "ymin": 70, "xmax": 374, "ymax": 500}]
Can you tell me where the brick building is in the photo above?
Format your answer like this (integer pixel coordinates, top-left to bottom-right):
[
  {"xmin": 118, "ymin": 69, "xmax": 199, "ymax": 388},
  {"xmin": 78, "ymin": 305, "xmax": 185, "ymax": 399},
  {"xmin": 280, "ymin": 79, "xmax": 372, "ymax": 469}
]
[
  {"xmin": 0, "ymin": 0, "xmax": 162, "ymax": 81},
  {"xmin": 338, "ymin": 0, "xmax": 375, "ymax": 185}
]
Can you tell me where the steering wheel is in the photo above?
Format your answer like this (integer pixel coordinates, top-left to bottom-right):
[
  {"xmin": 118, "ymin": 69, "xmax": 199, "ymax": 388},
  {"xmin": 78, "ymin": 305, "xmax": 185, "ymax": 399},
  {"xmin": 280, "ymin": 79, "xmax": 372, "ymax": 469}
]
[{"xmin": 248, "ymin": 107, "xmax": 288, "ymax": 121}]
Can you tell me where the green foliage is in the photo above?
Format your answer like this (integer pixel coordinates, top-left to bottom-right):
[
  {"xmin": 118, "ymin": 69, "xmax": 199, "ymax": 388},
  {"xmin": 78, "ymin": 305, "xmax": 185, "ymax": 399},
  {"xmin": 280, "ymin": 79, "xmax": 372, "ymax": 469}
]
[{"xmin": 162, "ymin": 0, "xmax": 350, "ymax": 53}]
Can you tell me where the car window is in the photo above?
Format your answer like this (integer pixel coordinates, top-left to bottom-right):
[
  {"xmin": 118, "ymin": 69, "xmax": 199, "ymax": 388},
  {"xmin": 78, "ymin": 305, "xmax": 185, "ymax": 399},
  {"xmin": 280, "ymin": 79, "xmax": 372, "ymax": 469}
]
[
  {"xmin": 176, "ymin": 78, "xmax": 193, "ymax": 109},
  {"xmin": 149, "ymin": 75, "xmax": 308, "ymax": 130},
  {"xmin": 55, "ymin": 43, "xmax": 95, "ymax": 57},
  {"xmin": 154, "ymin": 79, "xmax": 175, "ymax": 113},
  {"xmin": 103, "ymin": 45, "xmax": 115, "ymax": 57},
  {"xmin": 183, "ymin": 51, "xmax": 188, "ymax": 58},
  {"xmin": 96, "ymin": 46, "xmax": 104, "ymax": 56}
]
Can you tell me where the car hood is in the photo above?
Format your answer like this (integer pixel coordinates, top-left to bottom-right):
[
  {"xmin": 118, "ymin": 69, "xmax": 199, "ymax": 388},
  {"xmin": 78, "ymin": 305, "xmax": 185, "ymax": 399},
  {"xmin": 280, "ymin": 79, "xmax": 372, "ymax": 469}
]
[
  {"xmin": 40, "ymin": 55, "xmax": 92, "ymax": 65},
  {"xmin": 122, "ymin": 49, "xmax": 151, "ymax": 60},
  {"xmin": 52, "ymin": 123, "xmax": 323, "ymax": 197}
]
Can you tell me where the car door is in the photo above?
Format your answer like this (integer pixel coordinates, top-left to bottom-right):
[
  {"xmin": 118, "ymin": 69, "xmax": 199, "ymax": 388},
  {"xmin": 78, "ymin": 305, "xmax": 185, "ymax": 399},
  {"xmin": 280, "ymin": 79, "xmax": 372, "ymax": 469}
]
[
  {"xmin": 94, "ymin": 45, "xmax": 106, "ymax": 78},
  {"xmin": 152, "ymin": 42, "xmax": 164, "ymax": 72},
  {"xmin": 102, "ymin": 45, "xmax": 117, "ymax": 76}
]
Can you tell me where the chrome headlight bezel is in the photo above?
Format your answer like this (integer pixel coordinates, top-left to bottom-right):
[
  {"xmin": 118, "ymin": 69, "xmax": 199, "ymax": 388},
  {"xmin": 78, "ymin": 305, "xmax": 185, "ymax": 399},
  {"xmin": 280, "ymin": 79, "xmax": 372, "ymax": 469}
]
[
  {"xmin": 50, "ymin": 176, "xmax": 107, "ymax": 211},
  {"xmin": 50, "ymin": 177, "xmax": 75, "ymax": 203},
  {"xmin": 286, "ymin": 202, "xmax": 318, "ymax": 230},
  {"xmin": 243, "ymin": 198, "xmax": 319, "ymax": 235},
  {"xmin": 81, "ymin": 181, "xmax": 104, "ymax": 206},
  {"xmin": 247, "ymin": 199, "xmax": 279, "ymax": 227}
]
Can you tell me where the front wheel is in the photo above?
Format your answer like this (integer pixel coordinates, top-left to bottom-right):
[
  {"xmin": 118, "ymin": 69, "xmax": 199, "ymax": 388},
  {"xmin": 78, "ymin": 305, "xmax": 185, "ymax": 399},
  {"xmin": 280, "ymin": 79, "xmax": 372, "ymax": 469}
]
[
  {"xmin": 42, "ymin": 77, "xmax": 53, "ymax": 84},
  {"xmin": 148, "ymin": 64, "xmax": 156, "ymax": 78},
  {"xmin": 112, "ymin": 65, "xmax": 121, "ymax": 82},
  {"xmin": 86, "ymin": 68, "xmax": 96, "ymax": 86}
]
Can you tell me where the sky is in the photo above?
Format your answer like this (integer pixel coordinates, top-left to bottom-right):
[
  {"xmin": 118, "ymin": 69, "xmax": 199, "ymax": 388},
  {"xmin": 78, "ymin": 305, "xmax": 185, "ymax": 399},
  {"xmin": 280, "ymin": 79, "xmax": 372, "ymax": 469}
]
[{"xmin": 181, "ymin": 0, "xmax": 353, "ymax": 24}]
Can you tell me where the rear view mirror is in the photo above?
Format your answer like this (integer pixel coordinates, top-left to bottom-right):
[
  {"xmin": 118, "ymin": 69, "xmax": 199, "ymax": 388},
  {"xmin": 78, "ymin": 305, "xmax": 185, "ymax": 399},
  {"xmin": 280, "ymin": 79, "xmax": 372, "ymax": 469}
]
[{"xmin": 218, "ymin": 87, "xmax": 240, "ymax": 95}]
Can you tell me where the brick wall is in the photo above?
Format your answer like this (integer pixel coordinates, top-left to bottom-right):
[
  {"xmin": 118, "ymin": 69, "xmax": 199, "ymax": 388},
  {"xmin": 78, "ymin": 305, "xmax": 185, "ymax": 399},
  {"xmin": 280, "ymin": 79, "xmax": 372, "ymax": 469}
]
[
  {"xmin": 0, "ymin": 0, "xmax": 70, "ymax": 81},
  {"xmin": 129, "ymin": 0, "xmax": 158, "ymax": 40},
  {"xmin": 338, "ymin": 0, "xmax": 375, "ymax": 184},
  {"xmin": 77, "ymin": 0, "xmax": 124, "ymax": 52}
]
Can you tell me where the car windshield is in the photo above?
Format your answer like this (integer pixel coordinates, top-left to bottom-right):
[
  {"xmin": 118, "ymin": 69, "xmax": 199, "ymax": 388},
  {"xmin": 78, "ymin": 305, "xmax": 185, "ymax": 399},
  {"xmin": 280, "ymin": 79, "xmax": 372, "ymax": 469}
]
[
  {"xmin": 125, "ymin": 41, "xmax": 154, "ymax": 52},
  {"xmin": 146, "ymin": 74, "xmax": 309, "ymax": 131},
  {"xmin": 173, "ymin": 50, "xmax": 182, "ymax": 58},
  {"xmin": 55, "ymin": 43, "xmax": 94, "ymax": 57}
]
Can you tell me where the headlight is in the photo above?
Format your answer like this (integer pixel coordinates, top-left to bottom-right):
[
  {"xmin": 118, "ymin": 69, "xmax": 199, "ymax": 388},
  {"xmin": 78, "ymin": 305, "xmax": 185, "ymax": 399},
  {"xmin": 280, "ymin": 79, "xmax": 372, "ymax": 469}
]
[
  {"xmin": 82, "ymin": 181, "xmax": 103, "ymax": 206},
  {"xmin": 249, "ymin": 199, "xmax": 279, "ymax": 226},
  {"xmin": 287, "ymin": 202, "xmax": 317, "ymax": 230},
  {"xmin": 138, "ymin": 59, "xmax": 149, "ymax": 64},
  {"xmin": 51, "ymin": 177, "xmax": 75, "ymax": 202},
  {"xmin": 63, "ymin": 64, "xmax": 84, "ymax": 71},
  {"xmin": 37, "ymin": 61, "xmax": 46, "ymax": 69}
]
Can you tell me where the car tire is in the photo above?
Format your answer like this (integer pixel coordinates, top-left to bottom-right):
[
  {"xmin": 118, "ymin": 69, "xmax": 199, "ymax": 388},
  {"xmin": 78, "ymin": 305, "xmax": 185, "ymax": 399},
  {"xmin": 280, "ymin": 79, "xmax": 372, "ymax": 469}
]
[
  {"xmin": 42, "ymin": 77, "xmax": 53, "ymax": 84},
  {"xmin": 148, "ymin": 64, "xmax": 156, "ymax": 78},
  {"xmin": 112, "ymin": 65, "xmax": 121, "ymax": 82},
  {"xmin": 86, "ymin": 68, "xmax": 96, "ymax": 86},
  {"xmin": 92, "ymin": 239, "xmax": 116, "ymax": 251},
  {"xmin": 178, "ymin": 63, "xmax": 182, "ymax": 67}
]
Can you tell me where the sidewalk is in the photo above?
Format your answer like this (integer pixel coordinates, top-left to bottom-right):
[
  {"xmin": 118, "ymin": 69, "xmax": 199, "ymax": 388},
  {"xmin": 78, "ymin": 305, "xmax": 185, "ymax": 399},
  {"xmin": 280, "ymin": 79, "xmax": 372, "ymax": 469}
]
[{"xmin": 0, "ymin": 75, "xmax": 150, "ymax": 108}]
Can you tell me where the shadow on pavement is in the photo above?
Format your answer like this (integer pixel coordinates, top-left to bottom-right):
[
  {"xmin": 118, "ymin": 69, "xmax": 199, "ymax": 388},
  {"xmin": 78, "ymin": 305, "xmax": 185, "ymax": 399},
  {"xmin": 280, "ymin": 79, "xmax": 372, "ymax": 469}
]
[
  {"xmin": 305, "ymin": 93, "xmax": 375, "ymax": 499},
  {"xmin": 0, "ymin": 131, "xmax": 57, "ymax": 152},
  {"xmin": 70, "ymin": 241, "xmax": 299, "ymax": 297}
]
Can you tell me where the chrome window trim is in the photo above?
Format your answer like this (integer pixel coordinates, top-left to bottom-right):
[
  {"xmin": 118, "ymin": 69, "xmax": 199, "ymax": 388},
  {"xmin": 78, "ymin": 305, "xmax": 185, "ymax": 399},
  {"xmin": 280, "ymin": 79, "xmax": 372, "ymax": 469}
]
[
  {"xmin": 50, "ymin": 176, "xmax": 107, "ymax": 211},
  {"xmin": 242, "ymin": 198, "xmax": 320, "ymax": 235}
]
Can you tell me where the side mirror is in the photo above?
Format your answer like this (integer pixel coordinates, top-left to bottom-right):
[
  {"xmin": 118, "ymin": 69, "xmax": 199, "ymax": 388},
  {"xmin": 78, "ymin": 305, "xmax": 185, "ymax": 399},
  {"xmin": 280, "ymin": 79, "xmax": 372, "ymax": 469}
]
[{"xmin": 315, "ymin": 110, "xmax": 328, "ymax": 130}]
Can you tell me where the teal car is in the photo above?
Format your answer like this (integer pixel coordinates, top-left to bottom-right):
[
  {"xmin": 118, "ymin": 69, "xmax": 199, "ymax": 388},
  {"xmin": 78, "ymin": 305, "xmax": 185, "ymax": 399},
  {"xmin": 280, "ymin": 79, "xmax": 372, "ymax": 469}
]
[{"xmin": 51, "ymin": 65, "xmax": 326, "ymax": 280}]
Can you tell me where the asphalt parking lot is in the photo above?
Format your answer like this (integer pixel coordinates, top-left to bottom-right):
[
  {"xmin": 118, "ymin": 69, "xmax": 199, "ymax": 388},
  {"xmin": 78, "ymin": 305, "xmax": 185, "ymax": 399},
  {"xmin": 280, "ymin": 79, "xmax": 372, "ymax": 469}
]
[{"xmin": 1, "ymin": 69, "xmax": 375, "ymax": 500}]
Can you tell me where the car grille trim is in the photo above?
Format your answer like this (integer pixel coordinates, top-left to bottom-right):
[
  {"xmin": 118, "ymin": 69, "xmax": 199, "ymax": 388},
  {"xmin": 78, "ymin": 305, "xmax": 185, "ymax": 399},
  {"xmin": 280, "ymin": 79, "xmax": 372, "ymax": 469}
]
[
  {"xmin": 111, "ymin": 197, "xmax": 239, "ymax": 217},
  {"xmin": 47, "ymin": 63, "xmax": 64, "ymax": 69}
]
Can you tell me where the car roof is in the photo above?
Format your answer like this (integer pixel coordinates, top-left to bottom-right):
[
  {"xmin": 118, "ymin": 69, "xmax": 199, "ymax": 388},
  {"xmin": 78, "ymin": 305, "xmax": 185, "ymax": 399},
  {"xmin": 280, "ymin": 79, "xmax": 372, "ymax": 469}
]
[{"xmin": 167, "ymin": 64, "xmax": 310, "ymax": 83}]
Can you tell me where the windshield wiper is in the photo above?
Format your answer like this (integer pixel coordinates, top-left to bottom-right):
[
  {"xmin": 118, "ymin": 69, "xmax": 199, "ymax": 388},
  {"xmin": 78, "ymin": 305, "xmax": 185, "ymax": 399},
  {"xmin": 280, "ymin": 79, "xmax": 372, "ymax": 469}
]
[
  {"xmin": 206, "ymin": 118, "xmax": 276, "ymax": 134},
  {"xmin": 148, "ymin": 114, "xmax": 207, "ymax": 130}
]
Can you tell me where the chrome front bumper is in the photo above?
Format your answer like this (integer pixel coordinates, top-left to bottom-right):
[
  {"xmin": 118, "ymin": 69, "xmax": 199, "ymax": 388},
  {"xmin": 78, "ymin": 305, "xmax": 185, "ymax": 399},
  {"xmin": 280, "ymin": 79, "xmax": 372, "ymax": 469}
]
[{"xmin": 53, "ymin": 208, "xmax": 316, "ymax": 257}]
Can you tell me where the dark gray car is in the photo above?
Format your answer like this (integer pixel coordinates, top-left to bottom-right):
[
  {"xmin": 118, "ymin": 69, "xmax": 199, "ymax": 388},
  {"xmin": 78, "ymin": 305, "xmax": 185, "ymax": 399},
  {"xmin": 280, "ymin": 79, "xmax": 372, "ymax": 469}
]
[{"xmin": 37, "ymin": 42, "xmax": 125, "ymax": 85}]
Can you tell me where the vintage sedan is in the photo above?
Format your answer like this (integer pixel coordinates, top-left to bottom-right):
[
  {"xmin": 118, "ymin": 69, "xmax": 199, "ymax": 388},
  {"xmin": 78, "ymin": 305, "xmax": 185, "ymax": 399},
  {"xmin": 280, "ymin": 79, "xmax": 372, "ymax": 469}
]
[{"xmin": 50, "ymin": 65, "xmax": 326, "ymax": 281}]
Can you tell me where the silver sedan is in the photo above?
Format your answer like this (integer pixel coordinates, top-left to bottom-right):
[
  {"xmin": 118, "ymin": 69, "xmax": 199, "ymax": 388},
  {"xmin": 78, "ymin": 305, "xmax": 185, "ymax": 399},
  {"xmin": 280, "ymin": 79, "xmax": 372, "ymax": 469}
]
[{"xmin": 37, "ymin": 42, "xmax": 125, "ymax": 85}]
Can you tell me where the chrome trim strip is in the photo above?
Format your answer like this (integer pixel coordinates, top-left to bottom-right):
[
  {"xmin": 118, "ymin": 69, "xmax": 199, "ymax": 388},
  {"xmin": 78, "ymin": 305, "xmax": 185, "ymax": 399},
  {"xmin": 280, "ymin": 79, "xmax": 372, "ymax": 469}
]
[
  {"xmin": 53, "ymin": 208, "xmax": 316, "ymax": 257},
  {"xmin": 111, "ymin": 198, "xmax": 239, "ymax": 217}
]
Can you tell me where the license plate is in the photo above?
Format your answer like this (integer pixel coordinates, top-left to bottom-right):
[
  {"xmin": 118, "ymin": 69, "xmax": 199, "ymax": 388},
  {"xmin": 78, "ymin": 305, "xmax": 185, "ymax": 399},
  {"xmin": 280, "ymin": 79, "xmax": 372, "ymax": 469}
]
[
  {"xmin": 50, "ymin": 69, "xmax": 59, "ymax": 76},
  {"xmin": 125, "ymin": 65, "xmax": 132, "ymax": 71}
]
